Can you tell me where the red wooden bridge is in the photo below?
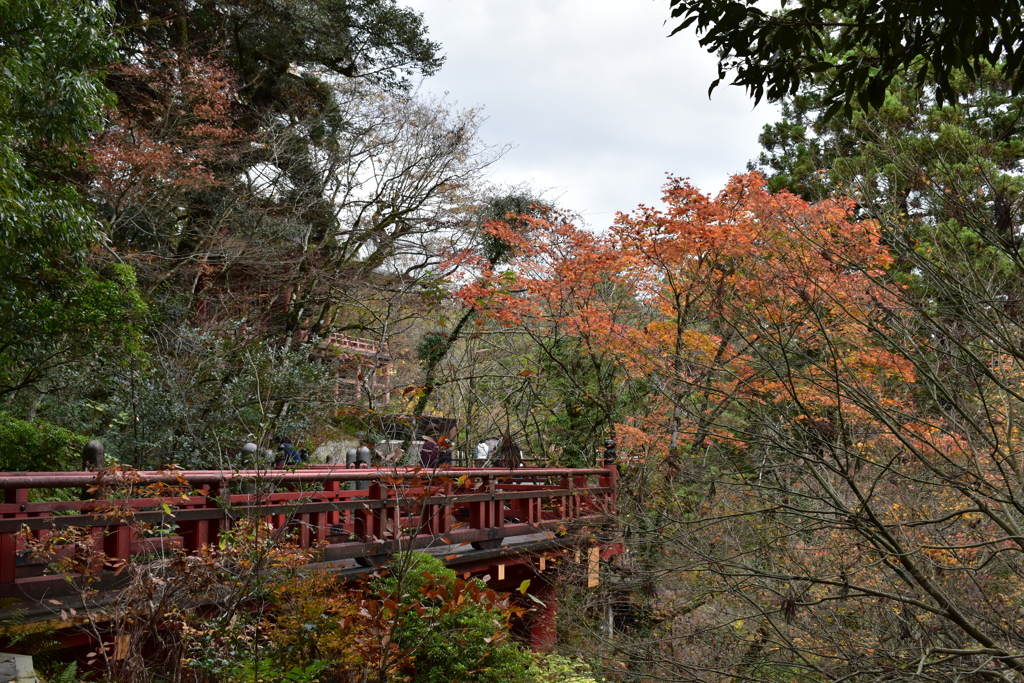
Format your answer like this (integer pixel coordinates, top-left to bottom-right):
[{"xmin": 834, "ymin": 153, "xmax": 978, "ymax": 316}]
[{"xmin": 0, "ymin": 463, "xmax": 619, "ymax": 650}]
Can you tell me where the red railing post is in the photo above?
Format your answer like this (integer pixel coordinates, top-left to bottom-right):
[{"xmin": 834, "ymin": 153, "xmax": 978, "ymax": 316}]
[
  {"xmin": 468, "ymin": 474, "xmax": 503, "ymax": 548},
  {"xmin": 468, "ymin": 475, "xmax": 488, "ymax": 531},
  {"xmin": 0, "ymin": 532, "xmax": 14, "ymax": 585},
  {"xmin": 324, "ymin": 480, "xmax": 341, "ymax": 527},
  {"xmin": 103, "ymin": 521, "xmax": 132, "ymax": 567},
  {"xmin": 559, "ymin": 475, "xmax": 572, "ymax": 520},
  {"xmin": 312, "ymin": 482, "xmax": 336, "ymax": 545},
  {"xmin": 181, "ymin": 484, "xmax": 210, "ymax": 552},
  {"xmin": 600, "ymin": 462, "xmax": 618, "ymax": 513},
  {"xmin": 573, "ymin": 475, "xmax": 587, "ymax": 517},
  {"xmin": 0, "ymin": 488, "xmax": 28, "ymax": 584},
  {"xmin": 213, "ymin": 478, "xmax": 230, "ymax": 541},
  {"xmin": 297, "ymin": 509, "xmax": 311, "ymax": 548},
  {"xmin": 432, "ymin": 477, "xmax": 453, "ymax": 537},
  {"xmin": 493, "ymin": 476, "xmax": 504, "ymax": 530},
  {"xmin": 359, "ymin": 482, "xmax": 386, "ymax": 542}
]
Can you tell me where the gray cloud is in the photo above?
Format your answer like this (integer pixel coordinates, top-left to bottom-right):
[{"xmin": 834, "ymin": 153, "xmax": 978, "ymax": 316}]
[{"xmin": 408, "ymin": 0, "xmax": 779, "ymax": 221}]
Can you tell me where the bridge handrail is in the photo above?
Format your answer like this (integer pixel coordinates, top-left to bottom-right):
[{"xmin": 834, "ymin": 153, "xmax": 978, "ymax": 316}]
[
  {"xmin": 0, "ymin": 466, "xmax": 610, "ymax": 489},
  {"xmin": 0, "ymin": 464, "xmax": 618, "ymax": 600}
]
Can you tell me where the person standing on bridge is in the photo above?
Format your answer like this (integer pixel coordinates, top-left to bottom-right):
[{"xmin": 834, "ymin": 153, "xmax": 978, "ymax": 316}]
[
  {"xmin": 475, "ymin": 436, "xmax": 500, "ymax": 467},
  {"xmin": 437, "ymin": 433, "xmax": 453, "ymax": 466},
  {"xmin": 419, "ymin": 434, "xmax": 439, "ymax": 469},
  {"xmin": 274, "ymin": 436, "xmax": 303, "ymax": 467}
]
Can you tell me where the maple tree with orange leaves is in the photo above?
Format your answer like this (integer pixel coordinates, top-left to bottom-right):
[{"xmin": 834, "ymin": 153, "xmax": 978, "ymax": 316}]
[{"xmin": 454, "ymin": 172, "xmax": 1024, "ymax": 682}]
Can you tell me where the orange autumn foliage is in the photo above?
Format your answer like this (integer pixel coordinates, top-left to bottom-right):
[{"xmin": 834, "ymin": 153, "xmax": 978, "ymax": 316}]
[
  {"xmin": 445, "ymin": 172, "xmax": 1024, "ymax": 681},
  {"xmin": 459, "ymin": 173, "xmax": 911, "ymax": 459}
]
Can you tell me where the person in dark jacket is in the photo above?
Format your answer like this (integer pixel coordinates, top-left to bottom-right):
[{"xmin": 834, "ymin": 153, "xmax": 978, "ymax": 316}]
[
  {"xmin": 274, "ymin": 437, "xmax": 303, "ymax": 467},
  {"xmin": 419, "ymin": 436, "xmax": 439, "ymax": 469}
]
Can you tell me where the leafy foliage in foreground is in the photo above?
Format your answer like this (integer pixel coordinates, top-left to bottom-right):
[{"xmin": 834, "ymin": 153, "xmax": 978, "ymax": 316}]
[{"xmin": 36, "ymin": 511, "xmax": 593, "ymax": 683}]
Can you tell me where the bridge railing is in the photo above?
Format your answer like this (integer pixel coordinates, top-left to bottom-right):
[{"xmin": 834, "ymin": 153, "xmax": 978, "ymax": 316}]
[{"xmin": 0, "ymin": 465, "xmax": 617, "ymax": 599}]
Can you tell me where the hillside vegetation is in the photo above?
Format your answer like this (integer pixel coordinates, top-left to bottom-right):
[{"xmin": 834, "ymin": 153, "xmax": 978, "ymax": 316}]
[{"xmin": 4, "ymin": 0, "xmax": 1024, "ymax": 681}]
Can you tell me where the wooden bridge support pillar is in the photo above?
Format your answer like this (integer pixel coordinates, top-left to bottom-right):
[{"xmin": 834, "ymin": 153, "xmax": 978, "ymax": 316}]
[{"xmin": 529, "ymin": 579, "xmax": 558, "ymax": 652}]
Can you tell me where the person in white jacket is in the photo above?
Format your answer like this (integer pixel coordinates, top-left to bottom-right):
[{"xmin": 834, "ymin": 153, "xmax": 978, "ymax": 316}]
[{"xmin": 474, "ymin": 436, "xmax": 500, "ymax": 466}]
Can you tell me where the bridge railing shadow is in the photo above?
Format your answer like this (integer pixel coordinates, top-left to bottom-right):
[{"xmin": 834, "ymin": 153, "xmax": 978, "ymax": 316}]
[{"xmin": 0, "ymin": 465, "xmax": 617, "ymax": 600}]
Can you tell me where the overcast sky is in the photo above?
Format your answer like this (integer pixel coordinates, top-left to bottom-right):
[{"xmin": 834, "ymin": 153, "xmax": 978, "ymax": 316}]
[{"xmin": 406, "ymin": 0, "xmax": 780, "ymax": 223}]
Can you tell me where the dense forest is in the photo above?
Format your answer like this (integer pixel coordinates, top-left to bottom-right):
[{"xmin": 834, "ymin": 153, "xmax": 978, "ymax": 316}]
[{"xmin": 4, "ymin": 0, "xmax": 1024, "ymax": 681}]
